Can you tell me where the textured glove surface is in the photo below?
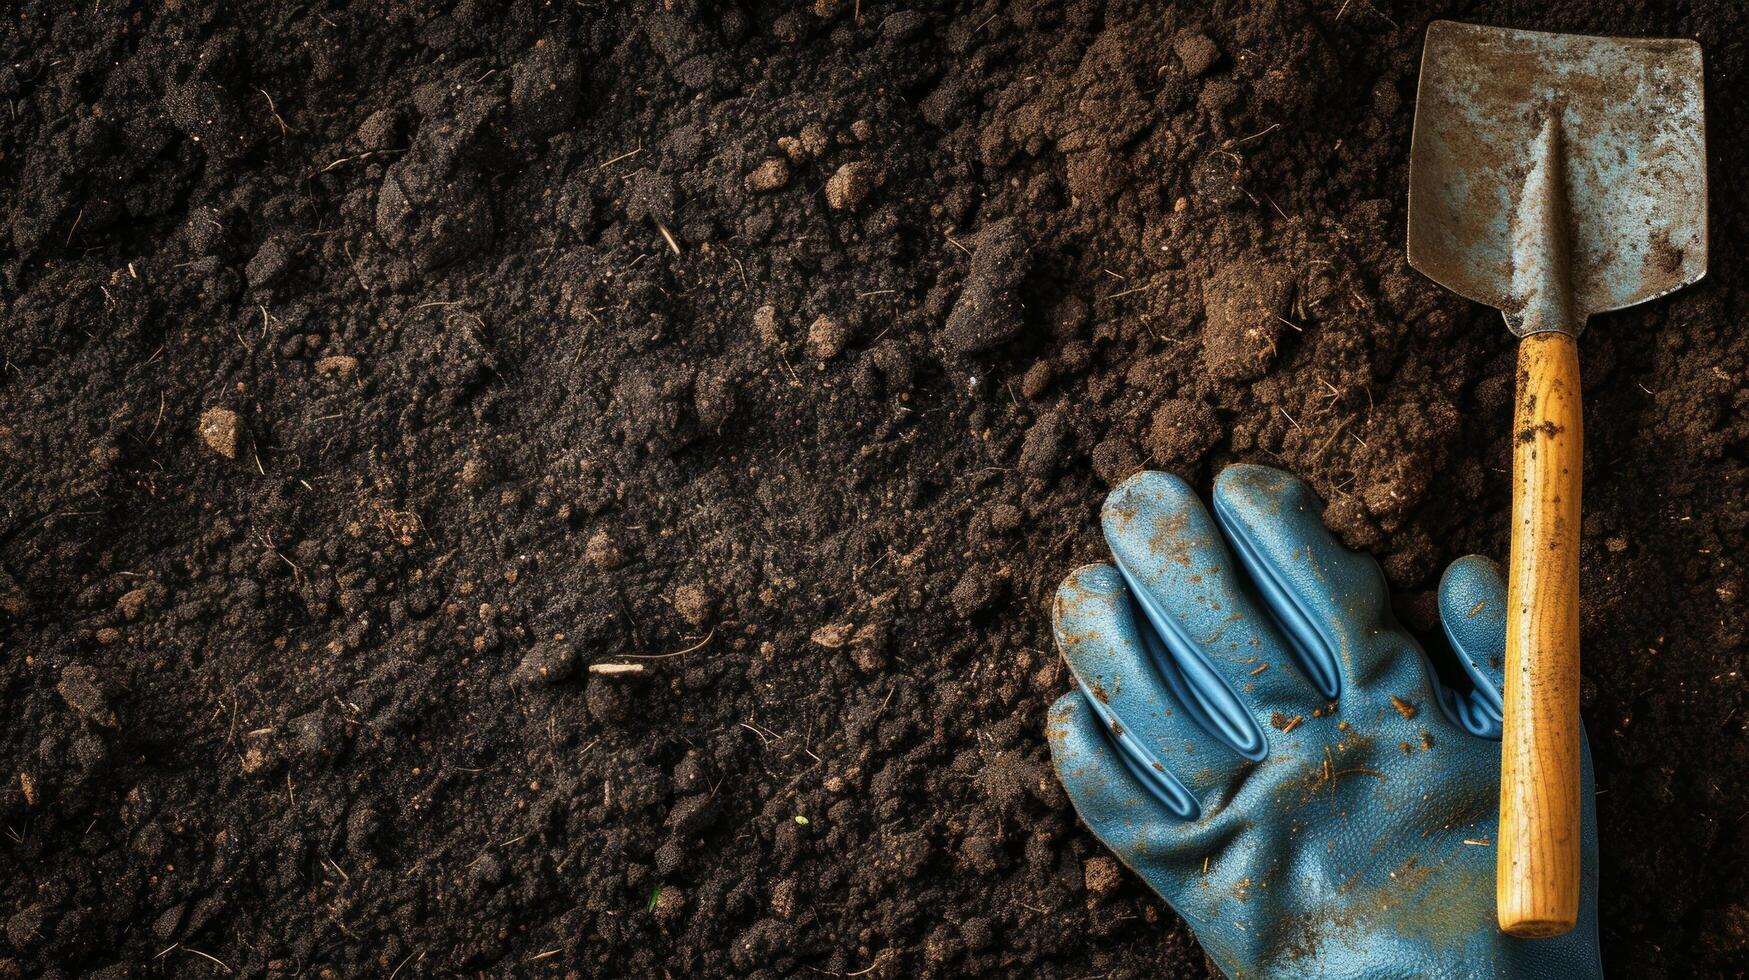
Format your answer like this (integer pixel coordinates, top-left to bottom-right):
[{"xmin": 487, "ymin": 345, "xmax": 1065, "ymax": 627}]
[{"xmin": 1046, "ymin": 465, "xmax": 1602, "ymax": 979}]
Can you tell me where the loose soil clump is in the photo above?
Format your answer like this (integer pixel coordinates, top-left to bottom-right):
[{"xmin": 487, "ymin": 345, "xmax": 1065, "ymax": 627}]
[{"xmin": 3, "ymin": 2, "xmax": 1748, "ymax": 978}]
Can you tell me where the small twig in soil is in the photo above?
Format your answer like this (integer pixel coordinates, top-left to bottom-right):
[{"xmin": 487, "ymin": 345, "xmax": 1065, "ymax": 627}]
[
  {"xmin": 587, "ymin": 662, "xmax": 645, "ymax": 676},
  {"xmin": 1237, "ymin": 122, "xmax": 1282, "ymax": 143},
  {"xmin": 146, "ymin": 392, "xmax": 166, "ymax": 445},
  {"xmin": 945, "ymin": 235, "xmax": 973, "ymax": 257},
  {"xmin": 1104, "ymin": 282, "xmax": 1160, "ymax": 301},
  {"xmin": 387, "ymin": 950, "xmax": 424, "ymax": 980},
  {"xmin": 846, "ymin": 951, "xmax": 892, "ymax": 976},
  {"xmin": 1273, "ymin": 314, "xmax": 1303, "ymax": 332},
  {"xmin": 652, "ymin": 219, "xmax": 682, "ymax": 256},
  {"xmin": 257, "ymin": 88, "xmax": 293, "ymax": 136},
  {"xmin": 594, "ymin": 147, "xmax": 645, "ymax": 171},
  {"xmin": 182, "ymin": 948, "xmax": 234, "ymax": 974},
  {"xmin": 876, "ymin": 683, "xmax": 897, "ymax": 719},
  {"xmin": 319, "ymin": 148, "xmax": 406, "ymax": 173},
  {"xmin": 623, "ymin": 627, "xmax": 715, "ymax": 660},
  {"xmin": 1311, "ymin": 420, "xmax": 1349, "ymax": 459}
]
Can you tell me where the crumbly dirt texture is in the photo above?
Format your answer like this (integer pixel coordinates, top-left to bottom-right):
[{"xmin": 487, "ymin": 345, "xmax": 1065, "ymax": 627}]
[{"xmin": 3, "ymin": 2, "xmax": 1746, "ymax": 977}]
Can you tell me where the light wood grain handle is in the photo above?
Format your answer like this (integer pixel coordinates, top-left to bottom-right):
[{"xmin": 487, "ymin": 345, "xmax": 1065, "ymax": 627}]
[{"xmin": 1497, "ymin": 332, "xmax": 1583, "ymax": 938}]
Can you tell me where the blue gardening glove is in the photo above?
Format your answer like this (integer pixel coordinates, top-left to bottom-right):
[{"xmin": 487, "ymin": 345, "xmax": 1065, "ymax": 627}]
[{"xmin": 1046, "ymin": 465, "xmax": 1601, "ymax": 980}]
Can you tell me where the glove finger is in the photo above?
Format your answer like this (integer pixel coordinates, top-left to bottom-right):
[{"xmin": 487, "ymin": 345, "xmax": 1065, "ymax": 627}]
[
  {"xmin": 1054, "ymin": 563, "xmax": 1248, "ymax": 820},
  {"xmin": 1435, "ymin": 555, "xmax": 1508, "ymax": 738},
  {"xmin": 1101, "ymin": 472, "xmax": 1324, "ymax": 762},
  {"xmin": 1045, "ymin": 690, "xmax": 1194, "ymax": 861},
  {"xmin": 1210, "ymin": 463, "xmax": 1397, "ymax": 697}
]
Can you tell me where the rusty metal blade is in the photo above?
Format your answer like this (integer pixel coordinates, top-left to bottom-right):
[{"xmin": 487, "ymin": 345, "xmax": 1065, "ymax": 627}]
[{"xmin": 1407, "ymin": 21, "xmax": 1707, "ymax": 335}]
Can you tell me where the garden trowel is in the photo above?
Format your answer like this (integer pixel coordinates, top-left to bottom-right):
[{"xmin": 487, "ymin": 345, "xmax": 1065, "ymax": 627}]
[{"xmin": 1407, "ymin": 21, "xmax": 1707, "ymax": 938}]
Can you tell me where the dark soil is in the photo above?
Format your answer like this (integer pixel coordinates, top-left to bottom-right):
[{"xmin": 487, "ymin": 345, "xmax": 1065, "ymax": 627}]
[{"xmin": 3, "ymin": 1, "xmax": 1747, "ymax": 977}]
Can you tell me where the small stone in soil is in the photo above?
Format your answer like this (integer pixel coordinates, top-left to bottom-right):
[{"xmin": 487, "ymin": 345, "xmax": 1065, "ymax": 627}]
[
  {"xmin": 459, "ymin": 457, "xmax": 493, "ymax": 489},
  {"xmin": 671, "ymin": 583, "xmax": 716, "ymax": 627},
  {"xmin": 1083, "ymin": 855, "xmax": 1121, "ymax": 895},
  {"xmin": 199, "ymin": 407, "xmax": 241, "ymax": 459},
  {"xmin": 825, "ymin": 162, "xmax": 883, "ymax": 211},
  {"xmin": 651, "ymin": 885, "xmax": 686, "ymax": 922},
  {"xmin": 753, "ymin": 304, "xmax": 782, "ymax": 347},
  {"xmin": 585, "ymin": 529, "xmax": 627, "ymax": 570},
  {"xmin": 1174, "ymin": 31, "xmax": 1220, "ymax": 76},
  {"xmin": 744, "ymin": 158, "xmax": 791, "ymax": 193},
  {"xmin": 316, "ymin": 355, "xmax": 359, "ymax": 378},
  {"xmin": 806, "ymin": 315, "xmax": 849, "ymax": 360},
  {"xmin": 116, "ymin": 588, "xmax": 147, "ymax": 621}
]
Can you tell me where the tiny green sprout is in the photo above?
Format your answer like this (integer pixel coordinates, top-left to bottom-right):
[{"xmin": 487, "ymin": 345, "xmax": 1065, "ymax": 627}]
[
  {"xmin": 793, "ymin": 815, "xmax": 810, "ymax": 826},
  {"xmin": 645, "ymin": 885, "xmax": 663, "ymax": 911}
]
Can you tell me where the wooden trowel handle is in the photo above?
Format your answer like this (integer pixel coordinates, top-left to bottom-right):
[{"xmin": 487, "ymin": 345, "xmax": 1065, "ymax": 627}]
[{"xmin": 1498, "ymin": 332, "xmax": 1583, "ymax": 938}]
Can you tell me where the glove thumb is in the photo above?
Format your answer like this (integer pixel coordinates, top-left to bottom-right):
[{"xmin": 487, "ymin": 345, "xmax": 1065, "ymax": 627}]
[{"xmin": 1436, "ymin": 554, "xmax": 1508, "ymax": 738}]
